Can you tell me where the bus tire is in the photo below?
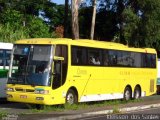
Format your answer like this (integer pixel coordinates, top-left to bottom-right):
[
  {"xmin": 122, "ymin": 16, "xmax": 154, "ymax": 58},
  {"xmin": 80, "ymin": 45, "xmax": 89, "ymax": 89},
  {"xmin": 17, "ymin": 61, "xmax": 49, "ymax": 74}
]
[
  {"xmin": 36, "ymin": 104, "xmax": 44, "ymax": 110},
  {"xmin": 134, "ymin": 86, "xmax": 141, "ymax": 99},
  {"xmin": 124, "ymin": 87, "xmax": 132, "ymax": 101},
  {"xmin": 66, "ymin": 89, "xmax": 78, "ymax": 105}
]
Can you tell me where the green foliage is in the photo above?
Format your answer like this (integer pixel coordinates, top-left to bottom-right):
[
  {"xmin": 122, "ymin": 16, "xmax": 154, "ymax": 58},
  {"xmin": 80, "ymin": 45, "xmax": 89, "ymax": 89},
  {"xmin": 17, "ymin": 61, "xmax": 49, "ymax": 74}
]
[
  {"xmin": 0, "ymin": 111, "xmax": 8, "ymax": 119},
  {"xmin": 84, "ymin": 0, "xmax": 160, "ymax": 50},
  {"xmin": 25, "ymin": 16, "xmax": 53, "ymax": 38},
  {"xmin": 24, "ymin": 99, "xmax": 141, "ymax": 113},
  {"xmin": 121, "ymin": 0, "xmax": 160, "ymax": 49},
  {"xmin": 0, "ymin": 0, "xmax": 160, "ymax": 50},
  {"xmin": 0, "ymin": 23, "xmax": 28, "ymax": 43},
  {"xmin": 138, "ymin": 0, "xmax": 160, "ymax": 49},
  {"xmin": 122, "ymin": 7, "xmax": 140, "ymax": 46},
  {"xmin": 0, "ymin": 9, "xmax": 23, "ymax": 29},
  {"xmin": 43, "ymin": 3, "xmax": 66, "ymax": 29},
  {"xmin": 0, "ymin": 0, "xmax": 56, "ymax": 42},
  {"xmin": 112, "ymin": 106, "xmax": 120, "ymax": 114}
]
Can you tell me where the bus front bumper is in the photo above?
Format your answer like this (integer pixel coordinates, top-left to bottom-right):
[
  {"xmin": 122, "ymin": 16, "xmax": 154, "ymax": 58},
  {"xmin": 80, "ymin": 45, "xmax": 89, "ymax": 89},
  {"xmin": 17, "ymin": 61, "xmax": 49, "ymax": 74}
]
[{"xmin": 7, "ymin": 92, "xmax": 57, "ymax": 105}]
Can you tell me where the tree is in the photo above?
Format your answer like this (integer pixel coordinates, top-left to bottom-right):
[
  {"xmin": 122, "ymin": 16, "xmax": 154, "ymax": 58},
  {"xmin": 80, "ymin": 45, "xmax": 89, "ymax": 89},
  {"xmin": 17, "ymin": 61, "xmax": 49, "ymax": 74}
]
[
  {"xmin": 64, "ymin": 0, "xmax": 69, "ymax": 37},
  {"xmin": 0, "ymin": 23, "xmax": 28, "ymax": 43},
  {"xmin": 122, "ymin": 0, "xmax": 160, "ymax": 49},
  {"xmin": 71, "ymin": 0, "xmax": 79, "ymax": 39},
  {"xmin": 138, "ymin": 0, "xmax": 160, "ymax": 49},
  {"xmin": 90, "ymin": 0, "xmax": 97, "ymax": 40},
  {"xmin": 122, "ymin": 7, "xmax": 140, "ymax": 47},
  {"xmin": 26, "ymin": 16, "xmax": 53, "ymax": 38},
  {"xmin": 79, "ymin": 7, "xmax": 92, "ymax": 39},
  {"xmin": 78, "ymin": 1, "xmax": 118, "ymax": 41},
  {"xmin": 0, "ymin": 9, "xmax": 23, "ymax": 28},
  {"xmin": 116, "ymin": 0, "xmax": 125, "ymax": 44},
  {"xmin": 0, "ymin": 0, "xmax": 55, "ymax": 42}
]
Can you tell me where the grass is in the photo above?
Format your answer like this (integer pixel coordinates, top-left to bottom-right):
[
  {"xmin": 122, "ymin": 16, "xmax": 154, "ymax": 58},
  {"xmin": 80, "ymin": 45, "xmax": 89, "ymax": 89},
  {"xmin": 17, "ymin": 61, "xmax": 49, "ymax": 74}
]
[
  {"xmin": 0, "ymin": 113, "xmax": 19, "ymax": 120},
  {"xmin": 27, "ymin": 98, "xmax": 143, "ymax": 114},
  {"xmin": 0, "ymin": 111, "xmax": 8, "ymax": 119},
  {"xmin": 29, "ymin": 103, "xmax": 87, "ymax": 113},
  {"xmin": 0, "ymin": 109, "xmax": 27, "ymax": 119},
  {"xmin": 112, "ymin": 106, "xmax": 120, "ymax": 114}
]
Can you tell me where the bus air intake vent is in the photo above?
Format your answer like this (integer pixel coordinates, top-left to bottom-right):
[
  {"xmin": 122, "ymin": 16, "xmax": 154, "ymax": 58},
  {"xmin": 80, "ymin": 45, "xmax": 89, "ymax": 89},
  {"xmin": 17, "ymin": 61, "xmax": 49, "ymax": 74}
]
[
  {"xmin": 26, "ymin": 89, "xmax": 34, "ymax": 92},
  {"xmin": 15, "ymin": 88, "xmax": 23, "ymax": 92}
]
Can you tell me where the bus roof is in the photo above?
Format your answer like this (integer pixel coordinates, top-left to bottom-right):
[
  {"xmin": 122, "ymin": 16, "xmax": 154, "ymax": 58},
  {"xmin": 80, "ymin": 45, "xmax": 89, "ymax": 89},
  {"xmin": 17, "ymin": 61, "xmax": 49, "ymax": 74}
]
[
  {"xmin": 0, "ymin": 42, "xmax": 13, "ymax": 49},
  {"xmin": 15, "ymin": 38, "xmax": 156, "ymax": 54}
]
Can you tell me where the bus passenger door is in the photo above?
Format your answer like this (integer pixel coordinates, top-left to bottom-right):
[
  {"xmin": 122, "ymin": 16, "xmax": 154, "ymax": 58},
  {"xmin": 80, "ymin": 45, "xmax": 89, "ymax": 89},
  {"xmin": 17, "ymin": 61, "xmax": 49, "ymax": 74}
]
[
  {"xmin": 53, "ymin": 60, "xmax": 62, "ymax": 89},
  {"xmin": 52, "ymin": 45, "xmax": 68, "ymax": 90}
]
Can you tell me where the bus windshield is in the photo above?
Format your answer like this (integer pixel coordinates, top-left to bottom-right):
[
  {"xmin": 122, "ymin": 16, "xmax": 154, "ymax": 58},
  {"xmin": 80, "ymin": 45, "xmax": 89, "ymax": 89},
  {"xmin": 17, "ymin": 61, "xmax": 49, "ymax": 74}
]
[{"xmin": 8, "ymin": 44, "xmax": 53, "ymax": 86}]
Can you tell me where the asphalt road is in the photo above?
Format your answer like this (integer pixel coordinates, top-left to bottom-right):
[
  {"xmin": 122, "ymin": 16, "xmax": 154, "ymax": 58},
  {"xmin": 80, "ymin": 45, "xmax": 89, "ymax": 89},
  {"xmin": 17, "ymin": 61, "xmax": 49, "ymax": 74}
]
[
  {"xmin": 76, "ymin": 107, "xmax": 160, "ymax": 120},
  {"xmin": 127, "ymin": 106, "xmax": 160, "ymax": 114},
  {"xmin": 0, "ymin": 101, "xmax": 31, "ymax": 114}
]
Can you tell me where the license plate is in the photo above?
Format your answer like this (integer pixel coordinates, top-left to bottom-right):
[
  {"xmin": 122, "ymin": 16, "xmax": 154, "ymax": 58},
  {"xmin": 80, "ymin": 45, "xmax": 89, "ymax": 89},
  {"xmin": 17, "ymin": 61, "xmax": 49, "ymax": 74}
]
[{"xmin": 20, "ymin": 95, "xmax": 27, "ymax": 99}]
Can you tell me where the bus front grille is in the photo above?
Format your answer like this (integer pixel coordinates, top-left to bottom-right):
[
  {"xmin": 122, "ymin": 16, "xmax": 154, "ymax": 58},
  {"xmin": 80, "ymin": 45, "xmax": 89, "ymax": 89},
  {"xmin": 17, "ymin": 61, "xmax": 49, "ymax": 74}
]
[
  {"xmin": 26, "ymin": 89, "xmax": 34, "ymax": 92},
  {"xmin": 15, "ymin": 88, "xmax": 34, "ymax": 92},
  {"xmin": 15, "ymin": 88, "xmax": 23, "ymax": 92}
]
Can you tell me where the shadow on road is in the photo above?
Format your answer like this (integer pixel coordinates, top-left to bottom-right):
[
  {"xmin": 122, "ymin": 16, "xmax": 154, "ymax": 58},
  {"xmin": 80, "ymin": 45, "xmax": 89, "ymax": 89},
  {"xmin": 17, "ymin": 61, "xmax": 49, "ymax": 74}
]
[{"xmin": 0, "ymin": 98, "xmax": 28, "ymax": 109}]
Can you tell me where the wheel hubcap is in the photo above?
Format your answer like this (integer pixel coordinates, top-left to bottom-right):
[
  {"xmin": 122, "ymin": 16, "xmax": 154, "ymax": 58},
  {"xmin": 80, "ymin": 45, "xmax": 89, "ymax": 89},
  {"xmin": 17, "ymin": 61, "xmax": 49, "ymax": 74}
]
[
  {"xmin": 135, "ymin": 90, "xmax": 140, "ymax": 99},
  {"xmin": 125, "ymin": 90, "xmax": 130, "ymax": 100},
  {"xmin": 67, "ymin": 93, "xmax": 74, "ymax": 104}
]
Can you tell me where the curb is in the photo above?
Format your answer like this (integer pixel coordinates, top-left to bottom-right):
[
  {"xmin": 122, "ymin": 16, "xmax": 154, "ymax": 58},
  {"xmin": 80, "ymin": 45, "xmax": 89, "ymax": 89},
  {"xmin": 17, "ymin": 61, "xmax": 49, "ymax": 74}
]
[{"xmin": 42, "ymin": 103, "xmax": 160, "ymax": 120}]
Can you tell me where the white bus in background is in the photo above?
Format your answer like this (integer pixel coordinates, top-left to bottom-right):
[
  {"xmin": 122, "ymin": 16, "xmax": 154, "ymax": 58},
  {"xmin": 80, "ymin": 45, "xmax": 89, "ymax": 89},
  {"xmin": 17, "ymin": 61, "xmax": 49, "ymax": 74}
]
[
  {"xmin": 0, "ymin": 42, "xmax": 13, "ymax": 98},
  {"xmin": 157, "ymin": 59, "xmax": 160, "ymax": 94}
]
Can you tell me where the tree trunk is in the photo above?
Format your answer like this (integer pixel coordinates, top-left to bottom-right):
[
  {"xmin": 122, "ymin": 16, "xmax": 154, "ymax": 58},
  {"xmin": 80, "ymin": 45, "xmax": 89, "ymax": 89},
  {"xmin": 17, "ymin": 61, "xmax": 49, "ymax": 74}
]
[
  {"xmin": 71, "ymin": 0, "xmax": 79, "ymax": 40},
  {"xmin": 64, "ymin": 0, "xmax": 69, "ymax": 38},
  {"xmin": 90, "ymin": 0, "xmax": 97, "ymax": 40}
]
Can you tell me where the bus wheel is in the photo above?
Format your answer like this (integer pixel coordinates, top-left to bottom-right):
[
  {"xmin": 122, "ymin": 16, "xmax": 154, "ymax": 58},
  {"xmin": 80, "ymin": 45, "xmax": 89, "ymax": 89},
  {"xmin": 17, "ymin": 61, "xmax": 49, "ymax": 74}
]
[
  {"xmin": 134, "ymin": 86, "xmax": 141, "ymax": 99},
  {"xmin": 66, "ymin": 89, "xmax": 77, "ymax": 105},
  {"xmin": 36, "ymin": 104, "xmax": 44, "ymax": 110},
  {"xmin": 124, "ymin": 87, "xmax": 132, "ymax": 101}
]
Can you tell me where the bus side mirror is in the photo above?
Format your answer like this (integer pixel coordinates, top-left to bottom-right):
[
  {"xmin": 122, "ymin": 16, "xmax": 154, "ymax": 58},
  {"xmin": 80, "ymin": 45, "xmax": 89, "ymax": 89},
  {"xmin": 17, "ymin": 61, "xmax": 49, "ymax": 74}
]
[{"xmin": 53, "ymin": 56, "xmax": 64, "ymax": 61}]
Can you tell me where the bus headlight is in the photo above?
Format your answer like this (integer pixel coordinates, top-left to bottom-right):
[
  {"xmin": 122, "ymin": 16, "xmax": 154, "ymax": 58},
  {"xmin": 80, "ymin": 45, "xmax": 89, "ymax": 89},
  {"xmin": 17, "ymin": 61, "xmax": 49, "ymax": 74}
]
[
  {"xmin": 34, "ymin": 89, "xmax": 49, "ymax": 94},
  {"xmin": 7, "ymin": 88, "xmax": 14, "ymax": 92}
]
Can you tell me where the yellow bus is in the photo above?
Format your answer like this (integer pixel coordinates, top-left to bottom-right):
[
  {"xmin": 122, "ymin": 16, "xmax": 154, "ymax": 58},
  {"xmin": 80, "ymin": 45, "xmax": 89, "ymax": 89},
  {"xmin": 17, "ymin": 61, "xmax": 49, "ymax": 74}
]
[{"xmin": 7, "ymin": 38, "xmax": 157, "ymax": 107}]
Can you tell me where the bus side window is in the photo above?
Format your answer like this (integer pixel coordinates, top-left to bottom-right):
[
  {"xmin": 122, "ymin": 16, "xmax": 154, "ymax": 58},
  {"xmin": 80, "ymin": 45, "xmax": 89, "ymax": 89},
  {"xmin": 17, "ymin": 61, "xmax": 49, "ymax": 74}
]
[
  {"xmin": 108, "ymin": 50, "xmax": 117, "ymax": 66},
  {"xmin": 71, "ymin": 47, "xmax": 82, "ymax": 64},
  {"xmin": 5, "ymin": 50, "xmax": 11, "ymax": 66},
  {"xmin": 87, "ymin": 48, "xmax": 102, "ymax": 66},
  {"xmin": 151, "ymin": 55, "xmax": 156, "ymax": 68},
  {"xmin": 76, "ymin": 50, "xmax": 83, "ymax": 64},
  {"xmin": 0, "ymin": 50, "xmax": 4, "ymax": 66},
  {"xmin": 103, "ymin": 50, "xmax": 109, "ymax": 66},
  {"xmin": 71, "ymin": 46, "xmax": 87, "ymax": 65},
  {"xmin": 0, "ymin": 60, "xmax": 3, "ymax": 66}
]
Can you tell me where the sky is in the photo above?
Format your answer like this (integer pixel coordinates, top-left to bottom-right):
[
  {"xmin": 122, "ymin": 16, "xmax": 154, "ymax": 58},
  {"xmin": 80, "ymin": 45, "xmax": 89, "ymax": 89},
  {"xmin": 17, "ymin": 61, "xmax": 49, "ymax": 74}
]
[
  {"xmin": 52, "ymin": 0, "xmax": 88, "ymax": 5},
  {"xmin": 52, "ymin": 0, "xmax": 65, "ymax": 5}
]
